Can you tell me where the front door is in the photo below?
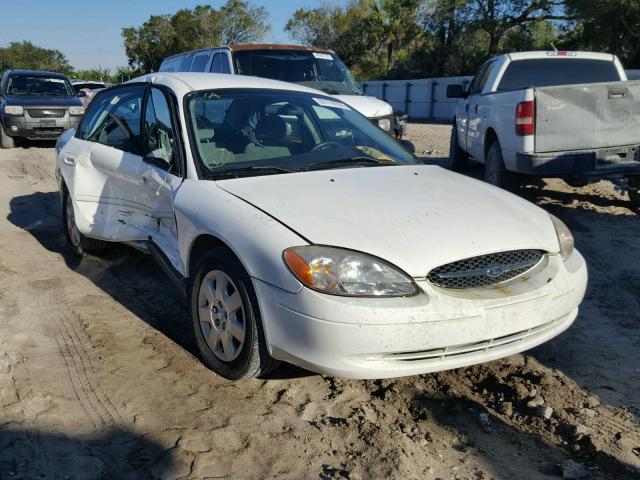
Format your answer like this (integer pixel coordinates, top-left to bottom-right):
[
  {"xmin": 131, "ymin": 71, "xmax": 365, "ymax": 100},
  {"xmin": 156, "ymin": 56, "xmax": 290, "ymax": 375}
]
[{"xmin": 64, "ymin": 84, "xmax": 184, "ymax": 271}]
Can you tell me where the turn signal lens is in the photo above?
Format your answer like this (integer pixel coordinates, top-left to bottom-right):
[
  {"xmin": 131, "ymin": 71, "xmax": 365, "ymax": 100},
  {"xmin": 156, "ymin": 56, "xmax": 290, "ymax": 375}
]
[{"xmin": 283, "ymin": 246, "xmax": 418, "ymax": 297}]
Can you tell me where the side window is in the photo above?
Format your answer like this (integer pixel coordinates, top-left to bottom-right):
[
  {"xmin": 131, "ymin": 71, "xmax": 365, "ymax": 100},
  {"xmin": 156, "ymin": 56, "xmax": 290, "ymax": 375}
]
[
  {"xmin": 180, "ymin": 54, "xmax": 194, "ymax": 72},
  {"xmin": 476, "ymin": 61, "xmax": 496, "ymax": 93},
  {"xmin": 468, "ymin": 63, "xmax": 489, "ymax": 96},
  {"xmin": 210, "ymin": 53, "xmax": 231, "ymax": 74},
  {"xmin": 191, "ymin": 53, "xmax": 210, "ymax": 72},
  {"xmin": 78, "ymin": 85, "xmax": 145, "ymax": 154},
  {"xmin": 143, "ymin": 88, "xmax": 176, "ymax": 168}
]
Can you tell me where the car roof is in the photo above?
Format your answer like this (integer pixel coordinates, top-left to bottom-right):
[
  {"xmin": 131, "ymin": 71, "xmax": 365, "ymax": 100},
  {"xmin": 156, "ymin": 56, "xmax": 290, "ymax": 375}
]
[
  {"xmin": 5, "ymin": 69, "xmax": 68, "ymax": 77},
  {"xmin": 131, "ymin": 72, "xmax": 326, "ymax": 98},
  {"xmin": 227, "ymin": 43, "xmax": 333, "ymax": 54},
  {"xmin": 162, "ymin": 43, "xmax": 333, "ymax": 61},
  {"xmin": 505, "ymin": 51, "xmax": 615, "ymax": 62}
]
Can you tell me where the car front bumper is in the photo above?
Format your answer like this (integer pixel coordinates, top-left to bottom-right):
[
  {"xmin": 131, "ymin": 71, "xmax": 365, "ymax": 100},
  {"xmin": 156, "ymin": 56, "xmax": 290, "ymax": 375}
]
[
  {"xmin": 254, "ymin": 249, "xmax": 587, "ymax": 379},
  {"xmin": 513, "ymin": 145, "xmax": 640, "ymax": 176},
  {"xmin": 3, "ymin": 113, "xmax": 81, "ymax": 140}
]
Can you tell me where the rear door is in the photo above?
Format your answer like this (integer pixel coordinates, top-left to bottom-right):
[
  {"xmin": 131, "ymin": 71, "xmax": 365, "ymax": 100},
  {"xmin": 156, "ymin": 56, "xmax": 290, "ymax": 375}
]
[
  {"xmin": 466, "ymin": 60, "xmax": 496, "ymax": 160},
  {"xmin": 458, "ymin": 63, "xmax": 489, "ymax": 152}
]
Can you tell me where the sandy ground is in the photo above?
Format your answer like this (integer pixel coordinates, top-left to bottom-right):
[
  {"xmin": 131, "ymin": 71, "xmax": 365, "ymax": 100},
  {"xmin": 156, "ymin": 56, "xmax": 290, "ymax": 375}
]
[{"xmin": 0, "ymin": 126, "xmax": 638, "ymax": 480}]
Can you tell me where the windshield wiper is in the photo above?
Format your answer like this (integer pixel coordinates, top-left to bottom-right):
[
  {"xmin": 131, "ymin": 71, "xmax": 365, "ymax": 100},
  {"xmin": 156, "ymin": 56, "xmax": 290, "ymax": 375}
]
[
  {"xmin": 209, "ymin": 165, "xmax": 298, "ymax": 179},
  {"xmin": 303, "ymin": 156, "xmax": 392, "ymax": 171}
]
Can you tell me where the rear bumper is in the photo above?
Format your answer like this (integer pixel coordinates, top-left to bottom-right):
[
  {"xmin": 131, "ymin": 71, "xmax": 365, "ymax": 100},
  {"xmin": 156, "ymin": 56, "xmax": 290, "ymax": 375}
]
[
  {"xmin": 254, "ymin": 250, "xmax": 587, "ymax": 379},
  {"xmin": 3, "ymin": 115, "xmax": 80, "ymax": 140},
  {"xmin": 514, "ymin": 144, "xmax": 640, "ymax": 176}
]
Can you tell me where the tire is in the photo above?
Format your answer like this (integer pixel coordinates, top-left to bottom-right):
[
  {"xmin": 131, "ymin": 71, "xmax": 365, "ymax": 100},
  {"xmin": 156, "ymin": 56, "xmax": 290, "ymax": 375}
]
[
  {"xmin": 628, "ymin": 176, "xmax": 640, "ymax": 211},
  {"xmin": 445, "ymin": 123, "xmax": 469, "ymax": 171},
  {"xmin": 62, "ymin": 188, "xmax": 108, "ymax": 255},
  {"xmin": 190, "ymin": 247, "xmax": 279, "ymax": 380},
  {"xmin": 484, "ymin": 140, "xmax": 520, "ymax": 191},
  {"xmin": 0, "ymin": 125, "xmax": 15, "ymax": 149}
]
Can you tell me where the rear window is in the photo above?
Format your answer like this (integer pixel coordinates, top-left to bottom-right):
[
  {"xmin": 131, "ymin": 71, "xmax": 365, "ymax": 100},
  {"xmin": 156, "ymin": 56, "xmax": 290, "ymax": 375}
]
[{"xmin": 497, "ymin": 59, "xmax": 621, "ymax": 91}]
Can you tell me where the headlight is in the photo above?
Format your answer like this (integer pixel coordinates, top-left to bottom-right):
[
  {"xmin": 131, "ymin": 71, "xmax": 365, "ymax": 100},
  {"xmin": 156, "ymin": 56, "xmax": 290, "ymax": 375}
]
[
  {"xmin": 549, "ymin": 214, "xmax": 574, "ymax": 260},
  {"xmin": 283, "ymin": 246, "xmax": 418, "ymax": 297},
  {"xmin": 69, "ymin": 106, "xmax": 85, "ymax": 116},
  {"xmin": 377, "ymin": 118, "xmax": 391, "ymax": 131},
  {"xmin": 4, "ymin": 105, "xmax": 23, "ymax": 115}
]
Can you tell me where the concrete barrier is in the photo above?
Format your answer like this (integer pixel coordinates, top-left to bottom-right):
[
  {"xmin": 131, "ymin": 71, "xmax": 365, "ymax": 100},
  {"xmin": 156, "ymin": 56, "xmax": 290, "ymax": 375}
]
[{"xmin": 362, "ymin": 70, "xmax": 640, "ymax": 121}]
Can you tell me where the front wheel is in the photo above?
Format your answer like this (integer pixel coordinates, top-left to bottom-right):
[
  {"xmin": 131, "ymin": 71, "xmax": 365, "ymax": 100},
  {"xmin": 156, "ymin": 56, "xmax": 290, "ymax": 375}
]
[
  {"xmin": 190, "ymin": 248, "xmax": 279, "ymax": 380},
  {"xmin": 62, "ymin": 189, "xmax": 108, "ymax": 255},
  {"xmin": 484, "ymin": 141, "xmax": 520, "ymax": 191},
  {"xmin": 445, "ymin": 123, "xmax": 469, "ymax": 171},
  {"xmin": 0, "ymin": 126, "xmax": 15, "ymax": 149}
]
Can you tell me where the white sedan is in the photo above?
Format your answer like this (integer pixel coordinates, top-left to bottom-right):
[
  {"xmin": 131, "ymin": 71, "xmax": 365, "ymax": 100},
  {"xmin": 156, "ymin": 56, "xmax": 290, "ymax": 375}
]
[{"xmin": 55, "ymin": 73, "xmax": 587, "ymax": 380}]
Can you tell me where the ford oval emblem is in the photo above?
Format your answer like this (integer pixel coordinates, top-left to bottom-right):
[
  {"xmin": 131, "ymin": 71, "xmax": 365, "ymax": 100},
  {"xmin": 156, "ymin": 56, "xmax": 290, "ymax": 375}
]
[{"xmin": 486, "ymin": 266, "xmax": 504, "ymax": 277}]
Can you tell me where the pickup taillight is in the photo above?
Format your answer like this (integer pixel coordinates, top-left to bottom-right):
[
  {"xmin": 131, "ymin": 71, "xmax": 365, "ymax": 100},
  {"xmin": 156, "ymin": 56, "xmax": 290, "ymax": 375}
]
[{"xmin": 515, "ymin": 100, "xmax": 535, "ymax": 136}]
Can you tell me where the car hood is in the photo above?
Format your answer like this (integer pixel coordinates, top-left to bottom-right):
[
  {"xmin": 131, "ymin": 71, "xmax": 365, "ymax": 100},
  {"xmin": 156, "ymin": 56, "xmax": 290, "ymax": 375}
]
[
  {"xmin": 216, "ymin": 165, "xmax": 560, "ymax": 277},
  {"xmin": 333, "ymin": 94, "xmax": 393, "ymax": 119},
  {"xmin": 4, "ymin": 95, "xmax": 82, "ymax": 107}
]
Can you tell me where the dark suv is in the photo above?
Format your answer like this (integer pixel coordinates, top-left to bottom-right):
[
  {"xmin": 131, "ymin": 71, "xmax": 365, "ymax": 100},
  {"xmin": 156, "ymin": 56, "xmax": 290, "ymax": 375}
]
[{"xmin": 0, "ymin": 70, "xmax": 85, "ymax": 148}]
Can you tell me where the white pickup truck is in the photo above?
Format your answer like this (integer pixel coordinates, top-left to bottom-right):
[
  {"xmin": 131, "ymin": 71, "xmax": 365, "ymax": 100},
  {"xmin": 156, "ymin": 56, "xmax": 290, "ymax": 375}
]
[{"xmin": 447, "ymin": 51, "xmax": 640, "ymax": 208}]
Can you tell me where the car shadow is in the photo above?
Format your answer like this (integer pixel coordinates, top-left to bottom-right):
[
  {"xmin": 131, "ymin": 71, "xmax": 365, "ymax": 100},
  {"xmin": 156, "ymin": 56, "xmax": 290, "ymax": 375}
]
[
  {"xmin": 0, "ymin": 426, "xmax": 168, "ymax": 479},
  {"xmin": 7, "ymin": 191, "xmax": 316, "ymax": 381}
]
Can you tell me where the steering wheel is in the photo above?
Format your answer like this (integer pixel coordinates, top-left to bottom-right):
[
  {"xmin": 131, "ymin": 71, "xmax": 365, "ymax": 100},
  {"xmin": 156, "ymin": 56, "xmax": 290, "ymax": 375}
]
[
  {"xmin": 108, "ymin": 113, "xmax": 133, "ymax": 140},
  {"xmin": 311, "ymin": 140, "xmax": 342, "ymax": 152}
]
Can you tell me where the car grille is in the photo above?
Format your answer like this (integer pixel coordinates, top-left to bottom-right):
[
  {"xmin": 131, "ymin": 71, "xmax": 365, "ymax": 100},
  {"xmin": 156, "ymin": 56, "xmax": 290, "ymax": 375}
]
[
  {"xmin": 28, "ymin": 109, "xmax": 65, "ymax": 118},
  {"xmin": 427, "ymin": 249, "xmax": 545, "ymax": 289},
  {"xmin": 383, "ymin": 316, "xmax": 562, "ymax": 362}
]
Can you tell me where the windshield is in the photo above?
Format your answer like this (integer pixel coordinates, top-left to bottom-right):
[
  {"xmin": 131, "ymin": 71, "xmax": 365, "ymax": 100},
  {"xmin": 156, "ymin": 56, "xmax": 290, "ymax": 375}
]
[
  {"xmin": 6, "ymin": 74, "xmax": 75, "ymax": 97},
  {"xmin": 497, "ymin": 59, "xmax": 621, "ymax": 91},
  {"xmin": 232, "ymin": 50, "xmax": 363, "ymax": 96},
  {"xmin": 187, "ymin": 89, "xmax": 415, "ymax": 180}
]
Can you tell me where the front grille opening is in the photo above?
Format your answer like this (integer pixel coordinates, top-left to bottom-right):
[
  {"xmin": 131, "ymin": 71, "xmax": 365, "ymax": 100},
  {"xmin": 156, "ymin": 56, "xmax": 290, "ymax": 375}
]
[
  {"xmin": 28, "ymin": 109, "xmax": 65, "ymax": 118},
  {"xmin": 427, "ymin": 249, "xmax": 545, "ymax": 289}
]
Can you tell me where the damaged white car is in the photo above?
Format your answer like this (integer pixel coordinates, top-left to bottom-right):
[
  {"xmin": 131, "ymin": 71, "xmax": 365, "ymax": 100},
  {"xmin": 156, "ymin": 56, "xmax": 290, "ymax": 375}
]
[{"xmin": 55, "ymin": 73, "xmax": 587, "ymax": 380}]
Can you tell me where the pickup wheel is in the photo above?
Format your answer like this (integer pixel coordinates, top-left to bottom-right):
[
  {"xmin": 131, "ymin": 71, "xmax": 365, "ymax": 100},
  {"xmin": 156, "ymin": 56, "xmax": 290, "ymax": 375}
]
[
  {"xmin": 62, "ymin": 188, "xmax": 108, "ymax": 255},
  {"xmin": 484, "ymin": 141, "xmax": 520, "ymax": 191},
  {"xmin": 190, "ymin": 247, "xmax": 280, "ymax": 380},
  {"xmin": 0, "ymin": 125, "xmax": 16, "ymax": 149},
  {"xmin": 445, "ymin": 123, "xmax": 469, "ymax": 171}
]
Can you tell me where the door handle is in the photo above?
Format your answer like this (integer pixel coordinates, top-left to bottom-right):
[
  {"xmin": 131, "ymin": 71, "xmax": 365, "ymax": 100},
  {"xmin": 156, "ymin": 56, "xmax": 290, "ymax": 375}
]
[{"xmin": 63, "ymin": 155, "xmax": 76, "ymax": 166}]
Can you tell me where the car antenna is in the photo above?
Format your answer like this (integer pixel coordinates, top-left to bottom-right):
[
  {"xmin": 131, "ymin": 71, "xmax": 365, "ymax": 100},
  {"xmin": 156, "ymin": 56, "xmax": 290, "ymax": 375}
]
[{"xmin": 550, "ymin": 43, "xmax": 558, "ymax": 53}]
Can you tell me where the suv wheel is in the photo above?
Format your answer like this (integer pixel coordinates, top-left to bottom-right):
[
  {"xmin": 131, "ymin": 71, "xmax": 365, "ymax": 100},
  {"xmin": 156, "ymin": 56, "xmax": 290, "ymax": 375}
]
[
  {"xmin": 0, "ymin": 126, "xmax": 15, "ymax": 149},
  {"xmin": 62, "ymin": 188, "xmax": 108, "ymax": 255},
  {"xmin": 190, "ymin": 247, "xmax": 279, "ymax": 380}
]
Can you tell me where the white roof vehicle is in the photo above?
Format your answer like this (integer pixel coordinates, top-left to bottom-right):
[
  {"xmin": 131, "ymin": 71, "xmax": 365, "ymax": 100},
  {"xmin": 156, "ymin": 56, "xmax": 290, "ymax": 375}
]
[
  {"xmin": 55, "ymin": 72, "xmax": 587, "ymax": 380},
  {"xmin": 159, "ymin": 44, "xmax": 405, "ymax": 138}
]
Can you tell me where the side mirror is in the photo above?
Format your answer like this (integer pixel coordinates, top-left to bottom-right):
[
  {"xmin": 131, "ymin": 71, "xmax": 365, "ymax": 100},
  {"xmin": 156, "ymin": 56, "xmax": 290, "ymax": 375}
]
[
  {"xmin": 77, "ymin": 90, "xmax": 87, "ymax": 98},
  {"xmin": 446, "ymin": 84, "xmax": 467, "ymax": 99}
]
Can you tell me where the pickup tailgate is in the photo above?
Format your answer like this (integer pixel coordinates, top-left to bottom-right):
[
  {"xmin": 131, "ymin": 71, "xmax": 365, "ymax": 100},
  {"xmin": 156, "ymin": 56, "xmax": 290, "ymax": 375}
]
[{"xmin": 535, "ymin": 80, "xmax": 640, "ymax": 153}]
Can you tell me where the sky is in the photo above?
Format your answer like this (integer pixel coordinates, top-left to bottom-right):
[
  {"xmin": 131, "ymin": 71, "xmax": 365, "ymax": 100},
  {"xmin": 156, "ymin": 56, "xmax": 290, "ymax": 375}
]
[{"xmin": 0, "ymin": 0, "xmax": 317, "ymax": 71}]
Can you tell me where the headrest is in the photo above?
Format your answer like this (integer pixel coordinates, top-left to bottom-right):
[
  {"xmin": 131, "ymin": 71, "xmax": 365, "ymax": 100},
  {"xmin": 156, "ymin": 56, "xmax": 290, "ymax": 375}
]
[{"xmin": 255, "ymin": 114, "xmax": 286, "ymax": 143}]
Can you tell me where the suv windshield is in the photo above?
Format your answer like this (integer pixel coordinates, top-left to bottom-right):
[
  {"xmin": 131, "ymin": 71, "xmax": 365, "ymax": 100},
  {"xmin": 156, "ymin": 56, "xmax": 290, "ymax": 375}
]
[
  {"xmin": 6, "ymin": 74, "xmax": 75, "ymax": 97},
  {"xmin": 187, "ymin": 89, "xmax": 415, "ymax": 180},
  {"xmin": 497, "ymin": 58, "xmax": 621, "ymax": 91},
  {"xmin": 233, "ymin": 50, "xmax": 363, "ymax": 96}
]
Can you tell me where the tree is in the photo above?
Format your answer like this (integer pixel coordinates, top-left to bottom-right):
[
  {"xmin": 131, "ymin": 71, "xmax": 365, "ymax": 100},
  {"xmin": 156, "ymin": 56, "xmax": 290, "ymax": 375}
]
[
  {"xmin": 0, "ymin": 41, "xmax": 72, "ymax": 74},
  {"xmin": 460, "ymin": 1, "xmax": 566, "ymax": 55},
  {"xmin": 564, "ymin": 0, "xmax": 640, "ymax": 68},
  {"xmin": 122, "ymin": 1, "xmax": 270, "ymax": 73}
]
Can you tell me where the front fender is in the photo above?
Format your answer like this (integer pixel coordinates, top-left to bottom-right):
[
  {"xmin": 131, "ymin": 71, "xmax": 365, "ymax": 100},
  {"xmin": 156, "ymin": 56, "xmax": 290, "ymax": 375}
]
[{"xmin": 175, "ymin": 179, "xmax": 306, "ymax": 293}]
